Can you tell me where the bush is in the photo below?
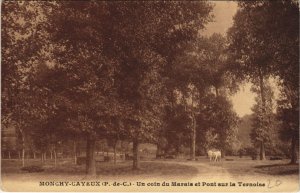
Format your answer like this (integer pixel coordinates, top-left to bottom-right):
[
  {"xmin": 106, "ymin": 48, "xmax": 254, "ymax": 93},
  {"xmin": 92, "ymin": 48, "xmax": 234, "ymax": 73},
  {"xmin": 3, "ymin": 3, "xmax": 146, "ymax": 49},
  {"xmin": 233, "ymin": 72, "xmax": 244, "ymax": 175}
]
[{"xmin": 21, "ymin": 166, "xmax": 44, "ymax": 173}]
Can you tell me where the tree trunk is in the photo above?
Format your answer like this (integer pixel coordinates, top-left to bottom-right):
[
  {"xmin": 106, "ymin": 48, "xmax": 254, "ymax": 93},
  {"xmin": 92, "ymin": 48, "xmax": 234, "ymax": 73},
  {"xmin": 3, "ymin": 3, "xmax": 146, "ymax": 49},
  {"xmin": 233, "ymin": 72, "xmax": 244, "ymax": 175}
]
[
  {"xmin": 113, "ymin": 141, "xmax": 117, "ymax": 165},
  {"xmin": 190, "ymin": 113, "xmax": 196, "ymax": 160},
  {"xmin": 74, "ymin": 140, "xmax": 77, "ymax": 165},
  {"xmin": 33, "ymin": 152, "xmax": 36, "ymax": 159},
  {"xmin": 86, "ymin": 134, "xmax": 96, "ymax": 176},
  {"xmin": 41, "ymin": 152, "xmax": 44, "ymax": 163},
  {"xmin": 44, "ymin": 152, "xmax": 47, "ymax": 160},
  {"xmin": 259, "ymin": 69, "xmax": 266, "ymax": 110},
  {"xmin": 8, "ymin": 151, "xmax": 11, "ymax": 159},
  {"xmin": 258, "ymin": 69, "xmax": 267, "ymax": 161},
  {"xmin": 215, "ymin": 86, "xmax": 219, "ymax": 97},
  {"xmin": 221, "ymin": 149, "xmax": 226, "ymax": 158},
  {"xmin": 54, "ymin": 149, "xmax": 57, "ymax": 167},
  {"xmin": 132, "ymin": 139, "xmax": 140, "ymax": 170},
  {"xmin": 50, "ymin": 150, "xmax": 53, "ymax": 159},
  {"xmin": 260, "ymin": 141, "xmax": 266, "ymax": 160},
  {"xmin": 21, "ymin": 134, "xmax": 25, "ymax": 167},
  {"xmin": 18, "ymin": 151, "xmax": 21, "ymax": 159},
  {"xmin": 156, "ymin": 144, "xmax": 162, "ymax": 159},
  {"xmin": 290, "ymin": 136, "xmax": 298, "ymax": 164},
  {"xmin": 22, "ymin": 148, "xmax": 25, "ymax": 167}
]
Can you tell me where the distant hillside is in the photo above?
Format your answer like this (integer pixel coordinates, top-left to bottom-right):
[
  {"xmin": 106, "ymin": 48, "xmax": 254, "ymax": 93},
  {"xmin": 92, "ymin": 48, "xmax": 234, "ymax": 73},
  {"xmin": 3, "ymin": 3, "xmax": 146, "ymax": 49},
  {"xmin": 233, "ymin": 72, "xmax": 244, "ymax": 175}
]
[{"xmin": 237, "ymin": 114, "xmax": 253, "ymax": 147}]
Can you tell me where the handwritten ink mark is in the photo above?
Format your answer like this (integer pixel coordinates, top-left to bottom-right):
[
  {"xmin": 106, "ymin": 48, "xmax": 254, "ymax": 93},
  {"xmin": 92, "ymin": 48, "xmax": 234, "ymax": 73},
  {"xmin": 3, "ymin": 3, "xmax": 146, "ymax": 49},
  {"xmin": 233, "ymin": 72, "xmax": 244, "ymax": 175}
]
[{"xmin": 267, "ymin": 179, "xmax": 282, "ymax": 189}]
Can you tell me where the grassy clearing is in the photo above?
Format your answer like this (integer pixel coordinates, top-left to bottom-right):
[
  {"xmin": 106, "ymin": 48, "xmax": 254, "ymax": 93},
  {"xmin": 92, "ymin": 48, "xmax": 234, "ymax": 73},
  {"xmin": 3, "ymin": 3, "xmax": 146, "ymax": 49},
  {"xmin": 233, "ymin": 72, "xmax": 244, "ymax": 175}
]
[
  {"xmin": 196, "ymin": 156, "xmax": 299, "ymax": 177},
  {"xmin": 1, "ymin": 157, "xmax": 298, "ymax": 192},
  {"xmin": 1, "ymin": 156, "xmax": 298, "ymax": 179},
  {"xmin": 1, "ymin": 159, "xmax": 198, "ymax": 180}
]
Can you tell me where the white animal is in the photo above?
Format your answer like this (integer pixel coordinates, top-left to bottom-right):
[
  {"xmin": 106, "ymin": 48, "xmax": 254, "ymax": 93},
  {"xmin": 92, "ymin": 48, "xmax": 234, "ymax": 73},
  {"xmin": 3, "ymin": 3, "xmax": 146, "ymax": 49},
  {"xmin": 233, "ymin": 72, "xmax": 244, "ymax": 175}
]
[{"xmin": 207, "ymin": 149, "xmax": 221, "ymax": 162}]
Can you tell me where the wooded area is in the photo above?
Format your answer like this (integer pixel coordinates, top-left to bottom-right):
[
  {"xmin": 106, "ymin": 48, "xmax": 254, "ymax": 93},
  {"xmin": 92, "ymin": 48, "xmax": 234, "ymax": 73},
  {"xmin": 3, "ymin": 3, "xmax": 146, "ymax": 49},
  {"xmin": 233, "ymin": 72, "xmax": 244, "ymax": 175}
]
[{"xmin": 2, "ymin": 1, "xmax": 299, "ymax": 176}]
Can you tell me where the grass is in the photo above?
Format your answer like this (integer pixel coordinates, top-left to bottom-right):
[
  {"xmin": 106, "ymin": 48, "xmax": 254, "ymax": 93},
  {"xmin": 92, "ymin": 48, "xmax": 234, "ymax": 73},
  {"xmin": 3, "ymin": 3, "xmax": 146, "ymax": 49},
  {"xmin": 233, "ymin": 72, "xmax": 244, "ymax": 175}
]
[
  {"xmin": 1, "ymin": 156, "xmax": 298, "ymax": 179},
  {"xmin": 1, "ymin": 158, "xmax": 198, "ymax": 180},
  {"xmin": 1, "ymin": 157, "xmax": 299, "ymax": 192},
  {"xmin": 254, "ymin": 163, "xmax": 299, "ymax": 175}
]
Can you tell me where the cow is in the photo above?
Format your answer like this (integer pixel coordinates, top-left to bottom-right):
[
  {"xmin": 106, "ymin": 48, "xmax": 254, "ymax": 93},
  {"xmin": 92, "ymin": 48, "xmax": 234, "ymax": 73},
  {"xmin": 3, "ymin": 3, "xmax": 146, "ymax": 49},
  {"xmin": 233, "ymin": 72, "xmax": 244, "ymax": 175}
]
[{"xmin": 207, "ymin": 149, "xmax": 221, "ymax": 162}]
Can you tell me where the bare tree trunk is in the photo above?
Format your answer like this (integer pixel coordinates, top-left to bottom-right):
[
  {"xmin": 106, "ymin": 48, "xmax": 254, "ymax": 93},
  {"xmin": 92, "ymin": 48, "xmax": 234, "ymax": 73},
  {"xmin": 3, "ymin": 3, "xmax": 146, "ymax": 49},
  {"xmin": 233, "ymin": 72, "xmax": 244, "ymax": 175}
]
[
  {"xmin": 221, "ymin": 148, "xmax": 226, "ymax": 158},
  {"xmin": 215, "ymin": 86, "xmax": 219, "ymax": 97},
  {"xmin": 54, "ymin": 149, "xmax": 57, "ymax": 167},
  {"xmin": 74, "ymin": 140, "xmax": 77, "ymax": 165},
  {"xmin": 258, "ymin": 69, "xmax": 266, "ymax": 109},
  {"xmin": 18, "ymin": 151, "xmax": 21, "ymax": 159},
  {"xmin": 61, "ymin": 147, "xmax": 64, "ymax": 159},
  {"xmin": 190, "ymin": 112, "xmax": 196, "ymax": 160},
  {"xmin": 86, "ymin": 134, "xmax": 96, "ymax": 176},
  {"xmin": 156, "ymin": 144, "xmax": 161, "ymax": 159},
  {"xmin": 41, "ymin": 152, "xmax": 44, "ymax": 163},
  {"xmin": 132, "ymin": 139, "xmax": 140, "ymax": 170},
  {"xmin": 260, "ymin": 141, "xmax": 266, "ymax": 160},
  {"xmin": 50, "ymin": 150, "xmax": 53, "ymax": 159},
  {"xmin": 290, "ymin": 136, "xmax": 298, "ymax": 164},
  {"xmin": 21, "ymin": 134, "xmax": 25, "ymax": 167},
  {"xmin": 22, "ymin": 148, "xmax": 25, "ymax": 167},
  {"xmin": 33, "ymin": 152, "xmax": 36, "ymax": 159},
  {"xmin": 113, "ymin": 140, "xmax": 117, "ymax": 165},
  {"xmin": 258, "ymin": 70, "xmax": 266, "ymax": 161},
  {"xmin": 8, "ymin": 151, "xmax": 11, "ymax": 159}
]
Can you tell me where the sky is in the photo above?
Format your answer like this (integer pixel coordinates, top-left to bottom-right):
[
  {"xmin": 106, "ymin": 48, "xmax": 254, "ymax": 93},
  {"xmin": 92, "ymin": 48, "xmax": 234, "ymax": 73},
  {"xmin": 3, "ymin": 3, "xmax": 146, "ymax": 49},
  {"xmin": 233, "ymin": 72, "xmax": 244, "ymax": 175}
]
[
  {"xmin": 202, "ymin": 1, "xmax": 256, "ymax": 117},
  {"xmin": 202, "ymin": 1, "xmax": 238, "ymax": 36}
]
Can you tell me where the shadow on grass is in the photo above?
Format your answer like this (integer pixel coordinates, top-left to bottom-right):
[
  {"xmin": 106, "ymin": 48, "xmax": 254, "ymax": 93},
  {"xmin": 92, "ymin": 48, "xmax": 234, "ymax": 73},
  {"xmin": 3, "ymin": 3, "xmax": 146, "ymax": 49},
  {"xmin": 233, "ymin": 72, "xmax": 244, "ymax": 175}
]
[
  {"xmin": 96, "ymin": 161, "xmax": 198, "ymax": 178},
  {"xmin": 2, "ymin": 159, "xmax": 198, "ymax": 179},
  {"xmin": 254, "ymin": 163, "xmax": 299, "ymax": 176},
  {"xmin": 44, "ymin": 161, "xmax": 198, "ymax": 179}
]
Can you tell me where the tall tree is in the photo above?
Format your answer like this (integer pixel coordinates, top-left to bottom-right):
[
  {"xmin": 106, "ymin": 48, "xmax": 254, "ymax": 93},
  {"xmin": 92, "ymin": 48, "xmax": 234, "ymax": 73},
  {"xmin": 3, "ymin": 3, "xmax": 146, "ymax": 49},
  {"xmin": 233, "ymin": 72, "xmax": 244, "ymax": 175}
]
[
  {"xmin": 102, "ymin": 1, "xmax": 213, "ymax": 165},
  {"xmin": 250, "ymin": 81, "xmax": 276, "ymax": 160},
  {"xmin": 2, "ymin": 1, "xmax": 54, "ymax": 166},
  {"xmin": 227, "ymin": 0, "xmax": 299, "ymax": 161}
]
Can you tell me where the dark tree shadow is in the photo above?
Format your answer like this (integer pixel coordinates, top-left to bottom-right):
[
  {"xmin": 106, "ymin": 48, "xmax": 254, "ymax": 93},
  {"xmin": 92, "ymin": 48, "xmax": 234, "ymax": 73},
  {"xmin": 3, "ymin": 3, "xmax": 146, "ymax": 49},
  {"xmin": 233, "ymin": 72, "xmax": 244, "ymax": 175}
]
[{"xmin": 254, "ymin": 163, "xmax": 299, "ymax": 176}]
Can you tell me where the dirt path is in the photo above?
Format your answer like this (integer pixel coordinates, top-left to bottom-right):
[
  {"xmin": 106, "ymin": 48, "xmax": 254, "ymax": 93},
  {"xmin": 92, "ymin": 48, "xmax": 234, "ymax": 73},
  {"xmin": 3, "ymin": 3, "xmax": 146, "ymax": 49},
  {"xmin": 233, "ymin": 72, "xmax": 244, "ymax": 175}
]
[
  {"xmin": 167, "ymin": 160, "xmax": 235, "ymax": 180},
  {"xmin": 158, "ymin": 160, "xmax": 299, "ymax": 192},
  {"xmin": 1, "ymin": 159, "xmax": 299, "ymax": 192}
]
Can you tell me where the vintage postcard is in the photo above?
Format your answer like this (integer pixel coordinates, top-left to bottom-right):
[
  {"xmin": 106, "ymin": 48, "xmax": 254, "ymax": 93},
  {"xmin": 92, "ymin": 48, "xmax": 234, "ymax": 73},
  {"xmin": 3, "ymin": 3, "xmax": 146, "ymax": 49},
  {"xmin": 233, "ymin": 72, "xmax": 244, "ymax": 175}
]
[{"xmin": 1, "ymin": 1, "xmax": 299, "ymax": 192}]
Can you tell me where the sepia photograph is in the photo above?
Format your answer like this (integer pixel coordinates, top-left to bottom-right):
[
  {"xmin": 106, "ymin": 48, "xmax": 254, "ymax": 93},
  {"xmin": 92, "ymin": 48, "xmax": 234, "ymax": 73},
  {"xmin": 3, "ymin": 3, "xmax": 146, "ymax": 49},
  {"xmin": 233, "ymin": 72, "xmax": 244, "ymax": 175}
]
[{"xmin": 1, "ymin": 0, "xmax": 299, "ymax": 192}]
